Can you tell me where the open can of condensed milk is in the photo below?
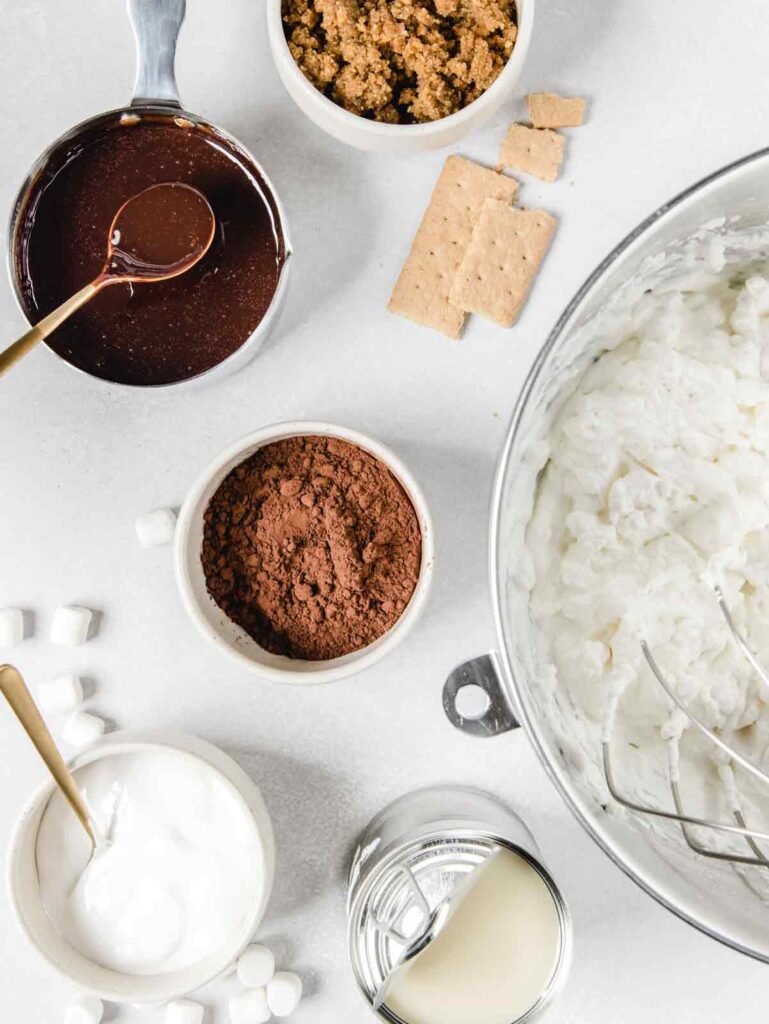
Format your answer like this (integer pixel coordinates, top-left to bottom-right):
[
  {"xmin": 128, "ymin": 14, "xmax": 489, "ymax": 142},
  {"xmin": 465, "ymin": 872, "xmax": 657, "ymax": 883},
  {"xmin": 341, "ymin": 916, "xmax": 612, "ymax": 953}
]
[{"xmin": 347, "ymin": 786, "xmax": 571, "ymax": 1024}]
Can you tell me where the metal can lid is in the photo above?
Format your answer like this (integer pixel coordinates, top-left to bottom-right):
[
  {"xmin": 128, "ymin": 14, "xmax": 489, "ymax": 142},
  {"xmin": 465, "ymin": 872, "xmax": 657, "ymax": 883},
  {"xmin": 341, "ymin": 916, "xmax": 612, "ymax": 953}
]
[{"xmin": 349, "ymin": 828, "xmax": 569, "ymax": 1023}]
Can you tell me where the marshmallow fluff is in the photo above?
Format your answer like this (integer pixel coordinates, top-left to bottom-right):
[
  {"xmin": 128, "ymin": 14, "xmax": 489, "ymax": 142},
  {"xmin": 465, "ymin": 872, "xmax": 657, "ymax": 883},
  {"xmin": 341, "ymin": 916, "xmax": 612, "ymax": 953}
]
[
  {"xmin": 526, "ymin": 257, "xmax": 769, "ymax": 819},
  {"xmin": 36, "ymin": 748, "xmax": 263, "ymax": 975}
]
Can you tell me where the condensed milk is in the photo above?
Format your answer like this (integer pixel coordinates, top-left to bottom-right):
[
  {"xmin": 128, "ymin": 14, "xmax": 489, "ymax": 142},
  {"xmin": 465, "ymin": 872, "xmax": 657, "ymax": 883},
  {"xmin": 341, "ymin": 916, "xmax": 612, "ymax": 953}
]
[
  {"xmin": 385, "ymin": 848, "xmax": 562, "ymax": 1024},
  {"xmin": 347, "ymin": 787, "xmax": 570, "ymax": 1024}
]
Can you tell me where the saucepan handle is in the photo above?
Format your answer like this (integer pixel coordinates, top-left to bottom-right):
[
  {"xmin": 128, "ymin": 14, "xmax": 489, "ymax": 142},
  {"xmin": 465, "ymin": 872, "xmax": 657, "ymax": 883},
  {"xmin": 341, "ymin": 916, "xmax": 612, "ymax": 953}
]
[
  {"xmin": 443, "ymin": 651, "xmax": 520, "ymax": 738},
  {"xmin": 128, "ymin": 0, "xmax": 185, "ymax": 108}
]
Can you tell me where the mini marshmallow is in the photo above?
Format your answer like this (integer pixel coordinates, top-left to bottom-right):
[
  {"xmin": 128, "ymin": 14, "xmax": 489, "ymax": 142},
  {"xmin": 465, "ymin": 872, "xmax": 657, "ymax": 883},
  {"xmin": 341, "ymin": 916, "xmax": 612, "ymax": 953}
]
[
  {"xmin": 165, "ymin": 999, "xmax": 205, "ymax": 1024},
  {"xmin": 0, "ymin": 606, "xmax": 24, "ymax": 646},
  {"xmin": 267, "ymin": 973, "xmax": 302, "ymax": 1018},
  {"xmin": 51, "ymin": 606, "xmax": 93, "ymax": 647},
  {"xmin": 136, "ymin": 507, "xmax": 177, "ymax": 548},
  {"xmin": 229, "ymin": 988, "xmax": 271, "ymax": 1024},
  {"xmin": 237, "ymin": 944, "xmax": 276, "ymax": 989},
  {"xmin": 64, "ymin": 994, "xmax": 104, "ymax": 1024},
  {"xmin": 63, "ymin": 711, "xmax": 105, "ymax": 748},
  {"xmin": 37, "ymin": 674, "xmax": 84, "ymax": 714}
]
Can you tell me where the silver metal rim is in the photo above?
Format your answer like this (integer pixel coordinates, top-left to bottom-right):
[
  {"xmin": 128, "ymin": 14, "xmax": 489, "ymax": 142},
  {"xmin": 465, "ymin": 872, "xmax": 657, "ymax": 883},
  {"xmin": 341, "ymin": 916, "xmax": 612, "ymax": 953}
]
[
  {"xmin": 5, "ymin": 104, "xmax": 293, "ymax": 391},
  {"xmin": 489, "ymin": 142, "xmax": 769, "ymax": 966}
]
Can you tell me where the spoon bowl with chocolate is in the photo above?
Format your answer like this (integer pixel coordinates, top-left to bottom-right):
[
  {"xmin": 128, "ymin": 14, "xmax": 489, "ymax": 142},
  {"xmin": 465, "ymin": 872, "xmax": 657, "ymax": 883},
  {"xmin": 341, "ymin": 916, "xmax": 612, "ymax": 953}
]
[
  {"xmin": 7, "ymin": 0, "xmax": 291, "ymax": 388},
  {"xmin": 175, "ymin": 423, "xmax": 435, "ymax": 685}
]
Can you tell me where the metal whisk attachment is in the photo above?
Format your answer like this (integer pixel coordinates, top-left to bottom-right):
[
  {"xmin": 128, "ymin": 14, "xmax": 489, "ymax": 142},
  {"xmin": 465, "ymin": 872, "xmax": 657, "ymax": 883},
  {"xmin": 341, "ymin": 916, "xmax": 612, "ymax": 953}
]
[{"xmin": 603, "ymin": 585, "xmax": 769, "ymax": 868}]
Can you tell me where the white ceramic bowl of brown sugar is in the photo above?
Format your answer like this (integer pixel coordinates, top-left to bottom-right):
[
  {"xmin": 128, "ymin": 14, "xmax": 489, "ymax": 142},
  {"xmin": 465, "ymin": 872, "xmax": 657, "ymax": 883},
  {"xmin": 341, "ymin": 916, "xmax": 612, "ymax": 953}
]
[
  {"xmin": 266, "ymin": 0, "xmax": 534, "ymax": 154},
  {"xmin": 175, "ymin": 421, "xmax": 434, "ymax": 684}
]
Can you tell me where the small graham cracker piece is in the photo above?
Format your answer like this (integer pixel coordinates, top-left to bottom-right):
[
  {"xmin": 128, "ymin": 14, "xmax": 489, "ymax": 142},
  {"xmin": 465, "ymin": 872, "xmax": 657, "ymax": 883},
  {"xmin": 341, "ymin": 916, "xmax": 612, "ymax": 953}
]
[
  {"xmin": 499, "ymin": 124, "xmax": 565, "ymax": 182},
  {"xmin": 527, "ymin": 92, "xmax": 586, "ymax": 129},
  {"xmin": 451, "ymin": 199, "xmax": 557, "ymax": 328},
  {"xmin": 388, "ymin": 155, "xmax": 519, "ymax": 338}
]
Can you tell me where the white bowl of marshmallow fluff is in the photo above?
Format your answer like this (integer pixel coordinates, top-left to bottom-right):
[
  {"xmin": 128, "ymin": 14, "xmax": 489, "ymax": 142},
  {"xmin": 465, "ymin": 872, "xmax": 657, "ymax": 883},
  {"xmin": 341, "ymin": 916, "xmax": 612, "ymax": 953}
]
[{"xmin": 7, "ymin": 731, "xmax": 275, "ymax": 1003}]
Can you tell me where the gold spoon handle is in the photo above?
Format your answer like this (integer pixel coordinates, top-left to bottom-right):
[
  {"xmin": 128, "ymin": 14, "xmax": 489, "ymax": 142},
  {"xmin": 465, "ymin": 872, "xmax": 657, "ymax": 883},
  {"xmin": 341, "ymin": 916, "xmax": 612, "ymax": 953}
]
[
  {"xmin": 0, "ymin": 281, "xmax": 100, "ymax": 378},
  {"xmin": 0, "ymin": 664, "xmax": 94, "ymax": 844}
]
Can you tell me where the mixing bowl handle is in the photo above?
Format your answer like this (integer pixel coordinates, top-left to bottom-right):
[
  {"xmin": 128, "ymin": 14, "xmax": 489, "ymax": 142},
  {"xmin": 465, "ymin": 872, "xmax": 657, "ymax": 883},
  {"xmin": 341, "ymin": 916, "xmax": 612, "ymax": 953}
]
[
  {"xmin": 443, "ymin": 652, "xmax": 520, "ymax": 738},
  {"xmin": 127, "ymin": 0, "xmax": 185, "ymax": 108}
]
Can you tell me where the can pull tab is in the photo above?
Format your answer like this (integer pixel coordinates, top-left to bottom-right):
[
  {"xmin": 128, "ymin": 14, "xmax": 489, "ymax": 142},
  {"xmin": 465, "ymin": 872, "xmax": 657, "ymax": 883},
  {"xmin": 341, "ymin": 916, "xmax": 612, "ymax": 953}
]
[
  {"xmin": 370, "ymin": 866, "xmax": 449, "ymax": 1012},
  {"xmin": 128, "ymin": 0, "xmax": 185, "ymax": 108},
  {"xmin": 443, "ymin": 652, "xmax": 520, "ymax": 738},
  {"xmin": 371, "ymin": 865, "xmax": 431, "ymax": 946}
]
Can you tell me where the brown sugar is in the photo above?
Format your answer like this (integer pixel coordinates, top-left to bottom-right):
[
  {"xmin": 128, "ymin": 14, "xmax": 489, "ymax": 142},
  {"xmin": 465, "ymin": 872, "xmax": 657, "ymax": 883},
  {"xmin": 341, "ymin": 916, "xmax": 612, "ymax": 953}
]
[
  {"xmin": 201, "ymin": 435, "xmax": 422, "ymax": 660},
  {"xmin": 282, "ymin": 0, "xmax": 518, "ymax": 124}
]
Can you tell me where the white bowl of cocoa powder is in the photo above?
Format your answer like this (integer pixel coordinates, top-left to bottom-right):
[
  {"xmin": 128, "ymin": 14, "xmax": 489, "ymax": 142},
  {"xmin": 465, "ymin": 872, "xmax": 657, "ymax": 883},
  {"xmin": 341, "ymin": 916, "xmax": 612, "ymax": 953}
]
[
  {"xmin": 267, "ymin": 0, "xmax": 534, "ymax": 154},
  {"xmin": 175, "ymin": 422, "xmax": 434, "ymax": 683}
]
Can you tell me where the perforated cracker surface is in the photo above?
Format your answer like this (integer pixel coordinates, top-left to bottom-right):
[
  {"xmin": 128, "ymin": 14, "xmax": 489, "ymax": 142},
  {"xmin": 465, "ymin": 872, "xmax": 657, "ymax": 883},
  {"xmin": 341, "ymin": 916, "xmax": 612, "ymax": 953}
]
[
  {"xmin": 499, "ymin": 124, "xmax": 565, "ymax": 182},
  {"xmin": 451, "ymin": 199, "xmax": 557, "ymax": 327},
  {"xmin": 388, "ymin": 156, "xmax": 519, "ymax": 338}
]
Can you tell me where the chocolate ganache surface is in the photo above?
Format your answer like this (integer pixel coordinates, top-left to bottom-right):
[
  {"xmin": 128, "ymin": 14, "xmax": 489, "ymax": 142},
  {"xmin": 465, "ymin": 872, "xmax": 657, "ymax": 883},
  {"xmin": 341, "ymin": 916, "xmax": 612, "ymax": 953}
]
[{"xmin": 14, "ymin": 114, "xmax": 286, "ymax": 385}]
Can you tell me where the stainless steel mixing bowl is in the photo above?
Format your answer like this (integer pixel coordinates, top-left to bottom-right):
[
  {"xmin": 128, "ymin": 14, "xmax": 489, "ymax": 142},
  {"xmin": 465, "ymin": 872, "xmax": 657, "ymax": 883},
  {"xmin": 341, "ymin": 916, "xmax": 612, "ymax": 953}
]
[
  {"xmin": 6, "ymin": 0, "xmax": 292, "ymax": 390},
  {"xmin": 445, "ymin": 146, "xmax": 769, "ymax": 963}
]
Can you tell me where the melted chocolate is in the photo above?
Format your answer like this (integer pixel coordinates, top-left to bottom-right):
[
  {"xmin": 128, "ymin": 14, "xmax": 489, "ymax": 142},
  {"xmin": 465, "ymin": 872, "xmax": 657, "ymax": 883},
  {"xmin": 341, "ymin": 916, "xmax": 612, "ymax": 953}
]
[{"xmin": 15, "ymin": 115, "xmax": 286, "ymax": 386}]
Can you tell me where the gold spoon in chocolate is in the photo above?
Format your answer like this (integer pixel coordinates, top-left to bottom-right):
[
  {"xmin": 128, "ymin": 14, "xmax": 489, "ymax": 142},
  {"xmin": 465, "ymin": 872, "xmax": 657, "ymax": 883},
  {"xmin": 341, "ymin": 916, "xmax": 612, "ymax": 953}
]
[
  {"xmin": 0, "ymin": 181, "xmax": 215, "ymax": 378},
  {"xmin": 1, "ymin": 664, "xmax": 96, "ymax": 846}
]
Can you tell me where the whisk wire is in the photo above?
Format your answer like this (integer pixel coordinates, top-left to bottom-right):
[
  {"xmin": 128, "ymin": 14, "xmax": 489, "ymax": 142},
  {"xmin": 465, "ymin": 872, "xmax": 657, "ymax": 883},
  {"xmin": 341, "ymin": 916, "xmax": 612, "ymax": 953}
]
[
  {"xmin": 641, "ymin": 642, "xmax": 769, "ymax": 790},
  {"xmin": 602, "ymin": 589, "xmax": 769, "ymax": 869},
  {"xmin": 715, "ymin": 584, "xmax": 769, "ymax": 693},
  {"xmin": 602, "ymin": 739, "xmax": 769, "ymax": 845}
]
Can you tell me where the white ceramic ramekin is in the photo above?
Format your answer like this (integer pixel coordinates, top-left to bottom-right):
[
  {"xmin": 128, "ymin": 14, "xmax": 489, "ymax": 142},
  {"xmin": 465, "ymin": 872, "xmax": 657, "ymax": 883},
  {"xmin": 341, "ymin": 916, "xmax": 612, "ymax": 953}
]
[
  {"xmin": 266, "ymin": 0, "xmax": 534, "ymax": 154},
  {"xmin": 175, "ymin": 421, "xmax": 434, "ymax": 684},
  {"xmin": 7, "ymin": 731, "xmax": 275, "ymax": 1004}
]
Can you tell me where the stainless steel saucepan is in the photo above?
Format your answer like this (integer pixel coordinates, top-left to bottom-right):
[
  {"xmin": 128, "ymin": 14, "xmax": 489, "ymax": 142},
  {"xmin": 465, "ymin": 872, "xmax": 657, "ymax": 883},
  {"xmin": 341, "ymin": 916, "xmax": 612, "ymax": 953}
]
[
  {"xmin": 445, "ymin": 146, "xmax": 769, "ymax": 963},
  {"xmin": 6, "ymin": 0, "xmax": 292, "ymax": 390}
]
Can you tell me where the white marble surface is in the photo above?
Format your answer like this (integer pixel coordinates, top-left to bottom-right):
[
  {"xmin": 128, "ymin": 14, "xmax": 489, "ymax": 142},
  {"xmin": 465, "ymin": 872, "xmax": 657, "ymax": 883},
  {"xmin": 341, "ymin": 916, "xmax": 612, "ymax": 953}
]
[{"xmin": 1, "ymin": 0, "xmax": 767, "ymax": 1021}]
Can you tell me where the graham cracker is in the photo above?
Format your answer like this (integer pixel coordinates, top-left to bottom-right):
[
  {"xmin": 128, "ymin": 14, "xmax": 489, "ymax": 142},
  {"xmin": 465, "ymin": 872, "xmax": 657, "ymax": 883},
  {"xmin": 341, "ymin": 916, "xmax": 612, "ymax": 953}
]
[
  {"xmin": 499, "ymin": 124, "xmax": 565, "ymax": 182},
  {"xmin": 451, "ymin": 199, "xmax": 557, "ymax": 328},
  {"xmin": 388, "ymin": 155, "xmax": 519, "ymax": 338},
  {"xmin": 527, "ymin": 92, "xmax": 586, "ymax": 129}
]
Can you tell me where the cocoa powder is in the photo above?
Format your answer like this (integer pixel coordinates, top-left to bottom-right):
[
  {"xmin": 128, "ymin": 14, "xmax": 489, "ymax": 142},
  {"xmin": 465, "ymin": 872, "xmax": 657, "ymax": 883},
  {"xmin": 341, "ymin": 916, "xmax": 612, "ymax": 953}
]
[{"xmin": 201, "ymin": 435, "xmax": 422, "ymax": 660}]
